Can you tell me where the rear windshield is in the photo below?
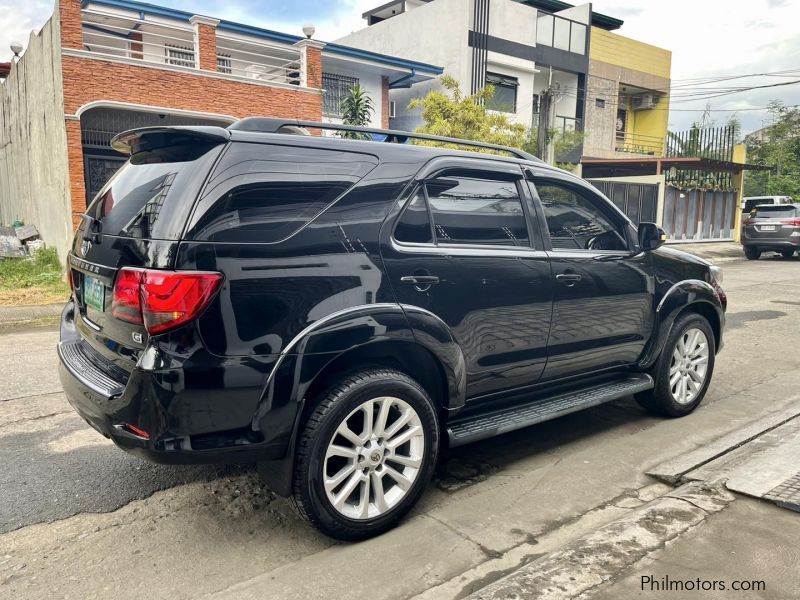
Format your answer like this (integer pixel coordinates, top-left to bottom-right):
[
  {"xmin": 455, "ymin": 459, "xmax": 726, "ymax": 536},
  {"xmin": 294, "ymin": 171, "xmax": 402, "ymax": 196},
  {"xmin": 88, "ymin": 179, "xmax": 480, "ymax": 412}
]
[
  {"xmin": 85, "ymin": 142, "xmax": 223, "ymax": 240},
  {"xmin": 753, "ymin": 206, "xmax": 797, "ymax": 218}
]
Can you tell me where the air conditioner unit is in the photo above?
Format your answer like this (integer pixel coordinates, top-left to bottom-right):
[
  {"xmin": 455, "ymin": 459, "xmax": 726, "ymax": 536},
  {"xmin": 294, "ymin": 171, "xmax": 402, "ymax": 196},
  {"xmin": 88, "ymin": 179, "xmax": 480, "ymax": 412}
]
[
  {"xmin": 618, "ymin": 95, "xmax": 629, "ymax": 111},
  {"xmin": 632, "ymin": 93, "xmax": 658, "ymax": 110},
  {"xmin": 389, "ymin": 100, "xmax": 396, "ymax": 119}
]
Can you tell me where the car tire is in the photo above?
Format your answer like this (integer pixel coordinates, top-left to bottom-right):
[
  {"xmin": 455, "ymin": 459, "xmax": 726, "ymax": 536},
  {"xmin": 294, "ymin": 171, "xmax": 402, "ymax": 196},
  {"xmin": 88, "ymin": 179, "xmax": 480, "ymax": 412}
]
[
  {"xmin": 780, "ymin": 249, "xmax": 795, "ymax": 259},
  {"xmin": 636, "ymin": 313, "xmax": 715, "ymax": 418},
  {"xmin": 744, "ymin": 246, "xmax": 761, "ymax": 260},
  {"xmin": 291, "ymin": 368, "xmax": 439, "ymax": 540}
]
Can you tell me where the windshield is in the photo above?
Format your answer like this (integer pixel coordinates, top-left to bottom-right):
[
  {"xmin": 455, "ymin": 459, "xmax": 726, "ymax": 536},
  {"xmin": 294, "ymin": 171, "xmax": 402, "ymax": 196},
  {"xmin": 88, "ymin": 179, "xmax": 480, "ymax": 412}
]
[{"xmin": 85, "ymin": 142, "xmax": 223, "ymax": 240}]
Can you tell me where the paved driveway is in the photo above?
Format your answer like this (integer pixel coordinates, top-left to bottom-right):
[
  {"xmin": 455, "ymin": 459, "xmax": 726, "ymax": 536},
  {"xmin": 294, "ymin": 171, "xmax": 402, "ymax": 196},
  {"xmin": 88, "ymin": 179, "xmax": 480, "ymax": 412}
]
[{"xmin": 2, "ymin": 255, "xmax": 799, "ymax": 599}]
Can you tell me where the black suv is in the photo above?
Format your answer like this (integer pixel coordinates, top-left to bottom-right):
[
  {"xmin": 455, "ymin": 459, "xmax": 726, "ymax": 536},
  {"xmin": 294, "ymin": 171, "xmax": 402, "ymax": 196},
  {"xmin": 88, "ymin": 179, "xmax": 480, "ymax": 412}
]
[{"xmin": 59, "ymin": 119, "xmax": 726, "ymax": 540}]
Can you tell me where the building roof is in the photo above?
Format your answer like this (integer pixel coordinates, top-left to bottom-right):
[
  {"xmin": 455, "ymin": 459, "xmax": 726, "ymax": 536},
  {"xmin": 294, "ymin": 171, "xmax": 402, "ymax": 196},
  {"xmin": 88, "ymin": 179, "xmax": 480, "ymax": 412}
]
[
  {"xmin": 518, "ymin": 0, "xmax": 624, "ymax": 30},
  {"xmin": 81, "ymin": 0, "xmax": 443, "ymax": 77}
]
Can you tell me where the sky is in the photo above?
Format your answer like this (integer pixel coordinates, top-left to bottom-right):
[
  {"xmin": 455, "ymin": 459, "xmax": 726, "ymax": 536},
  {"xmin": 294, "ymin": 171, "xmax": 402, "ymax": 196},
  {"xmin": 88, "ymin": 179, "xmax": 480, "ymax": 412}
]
[{"xmin": 1, "ymin": 0, "xmax": 798, "ymax": 133}]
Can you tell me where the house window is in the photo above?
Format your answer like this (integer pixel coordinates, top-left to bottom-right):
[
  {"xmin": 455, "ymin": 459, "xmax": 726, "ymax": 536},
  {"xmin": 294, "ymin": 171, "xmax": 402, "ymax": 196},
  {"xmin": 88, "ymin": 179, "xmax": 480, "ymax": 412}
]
[
  {"xmin": 217, "ymin": 54, "xmax": 232, "ymax": 74},
  {"xmin": 322, "ymin": 73, "xmax": 359, "ymax": 117},
  {"xmin": 486, "ymin": 72, "xmax": 518, "ymax": 113},
  {"xmin": 165, "ymin": 44, "xmax": 195, "ymax": 68}
]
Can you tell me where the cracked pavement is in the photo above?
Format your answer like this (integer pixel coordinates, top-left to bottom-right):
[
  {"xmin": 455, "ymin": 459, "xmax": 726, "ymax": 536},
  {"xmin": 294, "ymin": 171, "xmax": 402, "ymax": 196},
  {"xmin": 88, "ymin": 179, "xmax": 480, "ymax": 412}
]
[{"xmin": 2, "ymin": 254, "xmax": 800, "ymax": 599}]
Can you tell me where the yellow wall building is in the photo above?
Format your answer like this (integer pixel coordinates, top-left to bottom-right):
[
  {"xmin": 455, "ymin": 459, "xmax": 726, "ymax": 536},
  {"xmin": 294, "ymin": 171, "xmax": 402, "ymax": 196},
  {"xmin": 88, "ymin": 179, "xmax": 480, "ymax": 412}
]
[{"xmin": 582, "ymin": 27, "xmax": 672, "ymax": 159}]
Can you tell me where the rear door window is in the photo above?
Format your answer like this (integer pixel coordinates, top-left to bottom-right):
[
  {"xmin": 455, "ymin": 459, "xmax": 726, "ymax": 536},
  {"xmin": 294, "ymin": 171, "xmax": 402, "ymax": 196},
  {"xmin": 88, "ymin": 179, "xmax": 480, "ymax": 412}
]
[
  {"xmin": 86, "ymin": 142, "xmax": 223, "ymax": 240},
  {"xmin": 187, "ymin": 143, "xmax": 378, "ymax": 243},
  {"xmin": 754, "ymin": 206, "xmax": 797, "ymax": 219},
  {"xmin": 424, "ymin": 175, "xmax": 530, "ymax": 246}
]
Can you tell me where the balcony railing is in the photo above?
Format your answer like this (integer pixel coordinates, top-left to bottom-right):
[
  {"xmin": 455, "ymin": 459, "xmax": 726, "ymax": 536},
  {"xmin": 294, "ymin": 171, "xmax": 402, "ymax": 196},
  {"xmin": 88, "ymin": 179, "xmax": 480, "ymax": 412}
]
[
  {"xmin": 536, "ymin": 13, "xmax": 587, "ymax": 55},
  {"xmin": 82, "ymin": 10, "xmax": 196, "ymax": 67},
  {"xmin": 215, "ymin": 35, "xmax": 301, "ymax": 85},
  {"xmin": 615, "ymin": 132, "xmax": 664, "ymax": 156},
  {"xmin": 81, "ymin": 9, "xmax": 302, "ymax": 86}
]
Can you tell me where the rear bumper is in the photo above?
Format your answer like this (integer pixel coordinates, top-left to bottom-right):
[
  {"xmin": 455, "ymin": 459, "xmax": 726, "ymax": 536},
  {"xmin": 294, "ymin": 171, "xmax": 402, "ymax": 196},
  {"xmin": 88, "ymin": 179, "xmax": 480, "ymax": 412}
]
[
  {"xmin": 57, "ymin": 301, "xmax": 286, "ymax": 465},
  {"xmin": 742, "ymin": 240, "xmax": 800, "ymax": 250}
]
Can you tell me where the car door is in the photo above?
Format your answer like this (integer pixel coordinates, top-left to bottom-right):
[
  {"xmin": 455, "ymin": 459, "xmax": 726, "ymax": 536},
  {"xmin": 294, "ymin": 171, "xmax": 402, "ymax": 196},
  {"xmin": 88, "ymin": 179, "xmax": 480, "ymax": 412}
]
[
  {"xmin": 381, "ymin": 158, "xmax": 554, "ymax": 400},
  {"xmin": 525, "ymin": 169, "xmax": 654, "ymax": 381}
]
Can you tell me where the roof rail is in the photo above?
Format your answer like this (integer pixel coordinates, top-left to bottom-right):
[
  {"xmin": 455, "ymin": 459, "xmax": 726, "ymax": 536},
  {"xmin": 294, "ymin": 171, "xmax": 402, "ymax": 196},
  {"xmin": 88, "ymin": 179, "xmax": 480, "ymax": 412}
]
[{"xmin": 228, "ymin": 117, "xmax": 542, "ymax": 162}]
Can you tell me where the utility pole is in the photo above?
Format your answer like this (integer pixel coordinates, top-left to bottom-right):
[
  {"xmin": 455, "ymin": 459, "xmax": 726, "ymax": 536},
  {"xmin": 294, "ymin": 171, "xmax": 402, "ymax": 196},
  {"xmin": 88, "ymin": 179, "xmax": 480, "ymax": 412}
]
[{"xmin": 536, "ymin": 68, "xmax": 558, "ymax": 165}]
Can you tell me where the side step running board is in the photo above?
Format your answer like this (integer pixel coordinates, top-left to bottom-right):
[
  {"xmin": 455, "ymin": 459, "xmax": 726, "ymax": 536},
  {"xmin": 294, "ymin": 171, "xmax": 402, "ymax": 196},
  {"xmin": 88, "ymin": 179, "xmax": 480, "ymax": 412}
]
[{"xmin": 447, "ymin": 374, "xmax": 654, "ymax": 447}]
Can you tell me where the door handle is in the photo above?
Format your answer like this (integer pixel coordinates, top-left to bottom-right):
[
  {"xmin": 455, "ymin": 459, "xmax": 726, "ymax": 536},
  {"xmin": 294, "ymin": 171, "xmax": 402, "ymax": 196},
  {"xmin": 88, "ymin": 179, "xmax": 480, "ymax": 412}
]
[
  {"xmin": 400, "ymin": 275, "xmax": 440, "ymax": 285},
  {"xmin": 556, "ymin": 273, "xmax": 582, "ymax": 287}
]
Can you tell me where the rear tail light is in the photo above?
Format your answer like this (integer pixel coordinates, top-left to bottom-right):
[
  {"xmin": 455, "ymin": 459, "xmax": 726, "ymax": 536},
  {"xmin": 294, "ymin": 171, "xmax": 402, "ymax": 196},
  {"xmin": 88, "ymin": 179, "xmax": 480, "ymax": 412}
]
[
  {"xmin": 743, "ymin": 219, "xmax": 755, "ymax": 225},
  {"xmin": 781, "ymin": 218, "xmax": 800, "ymax": 226},
  {"xmin": 112, "ymin": 268, "xmax": 223, "ymax": 335},
  {"xmin": 111, "ymin": 269, "xmax": 144, "ymax": 325}
]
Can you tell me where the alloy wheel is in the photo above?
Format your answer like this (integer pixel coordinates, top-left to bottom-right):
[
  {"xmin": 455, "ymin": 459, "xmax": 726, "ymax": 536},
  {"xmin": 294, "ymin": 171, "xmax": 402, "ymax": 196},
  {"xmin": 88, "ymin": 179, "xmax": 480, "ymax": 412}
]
[
  {"xmin": 669, "ymin": 327, "xmax": 709, "ymax": 405},
  {"xmin": 323, "ymin": 396, "xmax": 425, "ymax": 520}
]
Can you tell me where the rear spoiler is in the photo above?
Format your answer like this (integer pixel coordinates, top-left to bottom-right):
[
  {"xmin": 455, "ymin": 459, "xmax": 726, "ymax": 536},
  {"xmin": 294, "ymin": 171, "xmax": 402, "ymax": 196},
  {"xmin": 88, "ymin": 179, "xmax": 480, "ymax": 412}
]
[{"xmin": 111, "ymin": 126, "xmax": 231, "ymax": 156}]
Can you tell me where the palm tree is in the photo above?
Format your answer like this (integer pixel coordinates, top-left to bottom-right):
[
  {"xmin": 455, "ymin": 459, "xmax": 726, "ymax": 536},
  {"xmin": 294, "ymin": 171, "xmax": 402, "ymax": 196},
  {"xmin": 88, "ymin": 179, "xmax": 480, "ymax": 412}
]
[{"xmin": 339, "ymin": 84, "xmax": 374, "ymax": 139}]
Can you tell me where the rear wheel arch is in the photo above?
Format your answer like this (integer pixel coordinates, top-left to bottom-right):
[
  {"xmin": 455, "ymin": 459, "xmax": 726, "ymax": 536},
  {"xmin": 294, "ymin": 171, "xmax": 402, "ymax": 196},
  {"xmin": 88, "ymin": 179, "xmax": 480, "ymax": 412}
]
[{"xmin": 302, "ymin": 340, "xmax": 451, "ymax": 421}]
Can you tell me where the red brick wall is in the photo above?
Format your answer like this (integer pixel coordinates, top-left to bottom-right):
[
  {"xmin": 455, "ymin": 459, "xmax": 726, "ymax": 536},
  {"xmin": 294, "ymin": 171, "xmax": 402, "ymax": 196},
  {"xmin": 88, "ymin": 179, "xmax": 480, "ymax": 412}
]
[
  {"xmin": 62, "ymin": 55, "xmax": 323, "ymax": 220},
  {"xmin": 59, "ymin": 0, "xmax": 83, "ymax": 50},
  {"xmin": 197, "ymin": 23, "xmax": 217, "ymax": 72},
  {"xmin": 306, "ymin": 46, "xmax": 322, "ymax": 89},
  {"xmin": 381, "ymin": 76, "xmax": 390, "ymax": 129},
  {"xmin": 65, "ymin": 120, "xmax": 86, "ymax": 230}
]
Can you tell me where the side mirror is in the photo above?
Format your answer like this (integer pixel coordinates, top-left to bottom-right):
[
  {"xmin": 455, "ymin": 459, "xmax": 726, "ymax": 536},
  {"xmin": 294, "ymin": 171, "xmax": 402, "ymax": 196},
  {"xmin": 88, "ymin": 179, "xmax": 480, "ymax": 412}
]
[{"xmin": 638, "ymin": 222, "xmax": 666, "ymax": 252}]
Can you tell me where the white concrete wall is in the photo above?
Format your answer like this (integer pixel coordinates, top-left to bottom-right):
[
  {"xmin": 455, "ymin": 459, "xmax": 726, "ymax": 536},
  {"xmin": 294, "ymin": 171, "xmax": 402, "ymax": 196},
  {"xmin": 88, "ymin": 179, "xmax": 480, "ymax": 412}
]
[
  {"xmin": 554, "ymin": 3, "xmax": 591, "ymax": 24},
  {"xmin": 488, "ymin": 0, "xmax": 536, "ymax": 45},
  {"xmin": 337, "ymin": 0, "xmax": 472, "ymax": 129},
  {"xmin": 321, "ymin": 67, "xmax": 384, "ymax": 129},
  {"xmin": 0, "ymin": 14, "xmax": 72, "ymax": 259}
]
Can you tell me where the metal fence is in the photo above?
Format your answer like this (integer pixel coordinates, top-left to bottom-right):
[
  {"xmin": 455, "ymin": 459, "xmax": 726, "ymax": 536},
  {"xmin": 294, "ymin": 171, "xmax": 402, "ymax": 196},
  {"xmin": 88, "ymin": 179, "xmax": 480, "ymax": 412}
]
[
  {"xmin": 665, "ymin": 124, "xmax": 736, "ymax": 190},
  {"xmin": 588, "ymin": 180, "xmax": 659, "ymax": 225},
  {"xmin": 662, "ymin": 186, "xmax": 737, "ymax": 241}
]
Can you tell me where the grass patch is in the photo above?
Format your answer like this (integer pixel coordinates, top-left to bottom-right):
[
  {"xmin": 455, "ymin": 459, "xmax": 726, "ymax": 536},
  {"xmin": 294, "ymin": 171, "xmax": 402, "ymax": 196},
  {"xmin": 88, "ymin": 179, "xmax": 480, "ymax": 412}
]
[{"xmin": 0, "ymin": 248, "xmax": 70, "ymax": 307}]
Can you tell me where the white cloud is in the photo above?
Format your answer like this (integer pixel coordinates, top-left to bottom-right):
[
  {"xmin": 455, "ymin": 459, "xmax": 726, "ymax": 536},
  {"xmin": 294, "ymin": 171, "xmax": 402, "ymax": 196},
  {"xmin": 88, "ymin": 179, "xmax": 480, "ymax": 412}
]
[
  {"xmin": 0, "ymin": 0, "xmax": 52, "ymax": 62},
  {"xmin": 1, "ymin": 0, "xmax": 798, "ymax": 134}
]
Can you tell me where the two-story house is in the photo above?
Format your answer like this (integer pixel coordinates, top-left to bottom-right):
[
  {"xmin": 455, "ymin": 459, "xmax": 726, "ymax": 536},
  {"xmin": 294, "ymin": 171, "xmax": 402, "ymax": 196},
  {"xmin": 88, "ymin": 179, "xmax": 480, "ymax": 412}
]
[{"xmin": 0, "ymin": 0, "xmax": 442, "ymax": 258}]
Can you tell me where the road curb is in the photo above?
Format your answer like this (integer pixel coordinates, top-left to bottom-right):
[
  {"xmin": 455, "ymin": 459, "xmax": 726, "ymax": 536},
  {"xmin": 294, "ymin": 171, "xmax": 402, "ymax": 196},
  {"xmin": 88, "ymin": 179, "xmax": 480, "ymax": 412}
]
[
  {"xmin": 465, "ymin": 481, "xmax": 735, "ymax": 600},
  {"xmin": 0, "ymin": 303, "xmax": 62, "ymax": 331},
  {"xmin": 647, "ymin": 406, "xmax": 800, "ymax": 484}
]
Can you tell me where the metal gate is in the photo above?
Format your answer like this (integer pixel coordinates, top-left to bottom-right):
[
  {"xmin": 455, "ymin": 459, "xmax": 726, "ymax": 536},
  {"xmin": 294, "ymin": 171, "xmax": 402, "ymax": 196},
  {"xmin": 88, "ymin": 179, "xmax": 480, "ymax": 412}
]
[
  {"xmin": 588, "ymin": 180, "xmax": 659, "ymax": 225},
  {"xmin": 662, "ymin": 186, "xmax": 737, "ymax": 242}
]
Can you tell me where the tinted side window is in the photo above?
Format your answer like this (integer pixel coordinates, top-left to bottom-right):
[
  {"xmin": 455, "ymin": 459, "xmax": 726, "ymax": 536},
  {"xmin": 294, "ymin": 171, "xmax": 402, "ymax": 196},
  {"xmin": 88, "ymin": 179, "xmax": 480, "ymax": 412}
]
[
  {"xmin": 426, "ymin": 176, "xmax": 529, "ymax": 246},
  {"xmin": 188, "ymin": 143, "xmax": 377, "ymax": 243},
  {"xmin": 394, "ymin": 190, "xmax": 433, "ymax": 244},
  {"xmin": 534, "ymin": 181, "xmax": 627, "ymax": 251}
]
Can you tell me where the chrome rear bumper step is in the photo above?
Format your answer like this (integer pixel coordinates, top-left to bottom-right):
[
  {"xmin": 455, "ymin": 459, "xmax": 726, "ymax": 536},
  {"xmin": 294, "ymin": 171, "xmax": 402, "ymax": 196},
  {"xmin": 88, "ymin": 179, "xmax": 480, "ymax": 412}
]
[{"xmin": 447, "ymin": 373, "xmax": 654, "ymax": 447}]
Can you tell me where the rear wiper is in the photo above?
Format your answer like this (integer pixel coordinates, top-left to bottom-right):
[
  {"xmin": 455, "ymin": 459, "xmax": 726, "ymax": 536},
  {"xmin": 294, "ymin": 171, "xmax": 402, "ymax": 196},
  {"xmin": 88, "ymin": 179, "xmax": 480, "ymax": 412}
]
[{"xmin": 79, "ymin": 214, "xmax": 103, "ymax": 243}]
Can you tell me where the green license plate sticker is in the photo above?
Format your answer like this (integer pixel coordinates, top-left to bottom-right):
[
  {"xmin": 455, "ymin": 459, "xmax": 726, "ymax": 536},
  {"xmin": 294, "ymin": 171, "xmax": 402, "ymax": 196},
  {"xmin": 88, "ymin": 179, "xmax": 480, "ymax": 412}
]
[{"xmin": 84, "ymin": 275, "xmax": 105, "ymax": 311}]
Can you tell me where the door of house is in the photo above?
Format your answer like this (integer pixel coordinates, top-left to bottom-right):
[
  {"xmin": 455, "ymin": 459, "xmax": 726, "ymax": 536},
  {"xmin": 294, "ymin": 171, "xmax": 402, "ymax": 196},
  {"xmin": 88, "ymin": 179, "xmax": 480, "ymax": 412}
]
[{"xmin": 83, "ymin": 155, "xmax": 127, "ymax": 206}]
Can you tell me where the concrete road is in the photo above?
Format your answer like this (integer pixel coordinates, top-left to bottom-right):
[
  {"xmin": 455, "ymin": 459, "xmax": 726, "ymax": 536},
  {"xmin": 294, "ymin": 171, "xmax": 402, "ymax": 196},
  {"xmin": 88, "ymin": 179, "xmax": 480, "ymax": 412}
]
[{"xmin": 1, "ymin": 254, "xmax": 799, "ymax": 599}]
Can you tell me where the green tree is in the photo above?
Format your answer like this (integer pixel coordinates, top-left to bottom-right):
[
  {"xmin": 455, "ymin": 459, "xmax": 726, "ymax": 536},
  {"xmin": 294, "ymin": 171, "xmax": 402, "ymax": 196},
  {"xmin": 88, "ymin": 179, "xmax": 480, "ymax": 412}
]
[
  {"xmin": 339, "ymin": 84, "xmax": 374, "ymax": 139},
  {"xmin": 408, "ymin": 75, "xmax": 527, "ymax": 153},
  {"xmin": 744, "ymin": 101, "xmax": 800, "ymax": 197}
]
